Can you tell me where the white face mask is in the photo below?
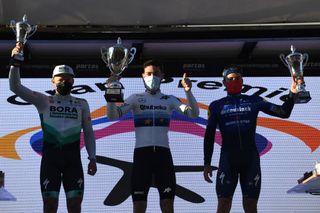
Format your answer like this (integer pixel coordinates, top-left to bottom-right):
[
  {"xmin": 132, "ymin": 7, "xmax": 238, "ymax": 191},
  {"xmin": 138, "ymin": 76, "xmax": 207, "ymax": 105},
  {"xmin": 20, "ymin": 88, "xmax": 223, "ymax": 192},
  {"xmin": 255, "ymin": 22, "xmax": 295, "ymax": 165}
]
[{"xmin": 143, "ymin": 75, "xmax": 161, "ymax": 93}]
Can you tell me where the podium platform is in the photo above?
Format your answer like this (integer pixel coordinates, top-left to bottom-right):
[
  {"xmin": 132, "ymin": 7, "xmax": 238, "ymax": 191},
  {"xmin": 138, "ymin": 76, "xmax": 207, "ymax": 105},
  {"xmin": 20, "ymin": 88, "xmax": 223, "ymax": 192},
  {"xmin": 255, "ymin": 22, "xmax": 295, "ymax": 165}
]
[
  {"xmin": 287, "ymin": 176, "xmax": 320, "ymax": 195},
  {"xmin": 0, "ymin": 187, "xmax": 17, "ymax": 201}
]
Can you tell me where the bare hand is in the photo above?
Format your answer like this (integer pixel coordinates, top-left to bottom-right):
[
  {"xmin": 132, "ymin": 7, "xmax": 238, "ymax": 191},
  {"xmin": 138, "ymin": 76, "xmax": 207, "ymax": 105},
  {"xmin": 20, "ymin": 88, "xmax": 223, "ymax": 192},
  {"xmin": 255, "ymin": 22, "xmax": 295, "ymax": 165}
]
[
  {"xmin": 290, "ymin": 76, "xmax": 305, "ymax": 93},
  {"xmin": 11, "ymin": 42, "xmax": 23, "ymax": 57},
  {"xmin": 203, "ymin": 165, "xmax": 213, "ymax": 183},
  {"xmin": 87, "ymin": 160, "xmax": 97, "ymax": 176},
  {"xmin": 181, "ymin": 73, "xmax": 192, "ymax": 92}
]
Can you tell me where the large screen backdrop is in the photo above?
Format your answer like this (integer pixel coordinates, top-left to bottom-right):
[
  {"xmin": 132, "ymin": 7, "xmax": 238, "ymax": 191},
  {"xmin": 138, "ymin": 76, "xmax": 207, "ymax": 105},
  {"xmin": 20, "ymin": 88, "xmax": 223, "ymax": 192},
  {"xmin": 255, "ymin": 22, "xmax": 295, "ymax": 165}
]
[{"xmin": 0, "ymin": 77, "xmax": 320, "ymax": 212}]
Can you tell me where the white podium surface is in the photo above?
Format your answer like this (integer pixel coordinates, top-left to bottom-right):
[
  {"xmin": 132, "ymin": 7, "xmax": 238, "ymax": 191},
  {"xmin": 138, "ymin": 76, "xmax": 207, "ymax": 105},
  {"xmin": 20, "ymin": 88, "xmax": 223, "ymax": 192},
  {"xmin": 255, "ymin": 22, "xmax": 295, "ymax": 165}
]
[
  {"xmin": 0, "ymin": 187, "xmax": 17, "ymax": 201},
  {"xmin": 287, "ymin": 176, "xmax": 320, "ymax": 195}
]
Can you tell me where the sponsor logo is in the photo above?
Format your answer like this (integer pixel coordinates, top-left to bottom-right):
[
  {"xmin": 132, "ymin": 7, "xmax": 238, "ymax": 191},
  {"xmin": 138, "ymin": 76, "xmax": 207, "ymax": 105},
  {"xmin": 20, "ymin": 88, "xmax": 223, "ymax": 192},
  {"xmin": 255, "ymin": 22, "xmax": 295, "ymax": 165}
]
[
  {"xmin": 137, "ymin": 98, "xmax": 146, "ymax": 103},
  {"xmin": 219, "ymin": 172, "xmax": 226, "ymax": 185},
  {"xmin": 160, "ymin": 95, "xmax": 170, "ymax": 100},
  {"xmin": 163, "ymin": 187, "xmax": 172, "ymax": 193},
  {"xmin": 221, "ymin": 105, "xmax": 252, "ymax": 115},
  {"xmin": 49, "ymin": 106, "xmax": 78, "ymax": 119},
  {"xmin": 43, "ymin": 178, "xmax": 50, "ymax": 190},
  {"xmin": 140, "ymin": 105, "xmax": 167, "ymax": 111},
  {"xmin": 78, "ymin": 178, "xmax": 83, "ymax": 188}
]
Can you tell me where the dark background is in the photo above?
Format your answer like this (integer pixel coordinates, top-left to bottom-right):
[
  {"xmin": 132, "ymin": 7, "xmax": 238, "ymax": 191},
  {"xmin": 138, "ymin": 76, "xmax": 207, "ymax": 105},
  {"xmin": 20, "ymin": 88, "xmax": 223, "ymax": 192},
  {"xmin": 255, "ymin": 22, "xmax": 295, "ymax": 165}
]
[{"xmin": 1, "ymin": 26, "xmax": 320, "ymax": 78}]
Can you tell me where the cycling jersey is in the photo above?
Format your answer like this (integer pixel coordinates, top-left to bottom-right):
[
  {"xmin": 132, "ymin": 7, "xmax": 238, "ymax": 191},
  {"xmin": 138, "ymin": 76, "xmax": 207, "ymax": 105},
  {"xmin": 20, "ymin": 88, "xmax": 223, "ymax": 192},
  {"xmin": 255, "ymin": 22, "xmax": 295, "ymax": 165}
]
[
  {"xmin": 107, "ymin": 88, "xmax": 198, "ymax": 202},
  {"xmin": 204, "ymin": 93, "xmax": 295, "ymax": 164},
  {"xmin": 204, "ymin": 93, "xmax": 295, "ymax": 199},
  {"xmin": 9, "ymin": 66, "xmax": 95, "ymax": 158},
  {"xmin": 9, "ymin": 66, "xmax": 96, "ymax": 199},
  {"xmin": 107, "ymin": 90, "xmax": 199, "ymax": 148}
]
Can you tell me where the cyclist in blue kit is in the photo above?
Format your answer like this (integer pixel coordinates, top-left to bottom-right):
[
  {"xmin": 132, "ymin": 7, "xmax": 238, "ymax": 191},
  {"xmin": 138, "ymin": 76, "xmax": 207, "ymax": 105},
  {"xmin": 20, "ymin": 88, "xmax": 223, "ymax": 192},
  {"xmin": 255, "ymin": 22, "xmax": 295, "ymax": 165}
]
[
  {"xmin": 9, "ymin": 43, "xmax": 97, "ymax": 213},
  {"xmin": 203, "ymin": 66, "xmax": 301, "ymax": 213},
  {"xmin": 106, "ymin": 60, "xmax": 199, "ymax": 213}
]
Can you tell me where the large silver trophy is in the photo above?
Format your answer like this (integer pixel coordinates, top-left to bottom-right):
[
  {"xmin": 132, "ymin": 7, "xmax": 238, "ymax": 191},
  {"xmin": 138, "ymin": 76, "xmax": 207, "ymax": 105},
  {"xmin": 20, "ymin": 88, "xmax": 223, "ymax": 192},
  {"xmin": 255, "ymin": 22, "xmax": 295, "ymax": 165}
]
[
  {"xmin": 101, "ymin": 37, "xmax": 130, "ymax": 102},
  {"xmin": 10, "ymin": 14, "xmax": 37, "ymax": 61},
  {"xmin": 280, "ymin": 45, "xmax": 311, "ymax": 103}
]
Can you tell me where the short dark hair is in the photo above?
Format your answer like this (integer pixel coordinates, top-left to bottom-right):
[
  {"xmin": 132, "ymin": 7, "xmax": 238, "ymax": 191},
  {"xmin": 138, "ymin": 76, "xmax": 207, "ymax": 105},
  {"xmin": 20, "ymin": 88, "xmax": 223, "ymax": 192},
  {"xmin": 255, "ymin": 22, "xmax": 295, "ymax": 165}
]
[
  {"xmin": 143, "ymin": 59, "xmax": 161, "ymax": 69},
  {"xmin": 222, "ymin": 65, "xmax": 243, "ymax": 78}
]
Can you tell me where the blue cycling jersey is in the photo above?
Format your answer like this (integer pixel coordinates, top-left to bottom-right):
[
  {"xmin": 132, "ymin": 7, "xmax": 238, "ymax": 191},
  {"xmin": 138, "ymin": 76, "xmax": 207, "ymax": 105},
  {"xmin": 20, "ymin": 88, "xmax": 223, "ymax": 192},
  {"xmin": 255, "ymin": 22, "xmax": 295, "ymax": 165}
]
[{"xmin": 204, "ymin": 93, "xmax": 295, "ymax": 165}]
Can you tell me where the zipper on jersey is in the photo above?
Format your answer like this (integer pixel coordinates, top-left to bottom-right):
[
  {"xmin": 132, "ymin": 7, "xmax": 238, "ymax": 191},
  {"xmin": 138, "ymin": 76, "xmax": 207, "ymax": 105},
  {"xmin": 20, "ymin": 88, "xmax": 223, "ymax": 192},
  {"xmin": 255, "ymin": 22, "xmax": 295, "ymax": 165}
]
[
  {"xmin": 235, "ymin": 98, "xmax": 243, "ymax": 150},
  {"xmin": 152, "ymin": 95, "xmax": 155, "ymax": 147}
]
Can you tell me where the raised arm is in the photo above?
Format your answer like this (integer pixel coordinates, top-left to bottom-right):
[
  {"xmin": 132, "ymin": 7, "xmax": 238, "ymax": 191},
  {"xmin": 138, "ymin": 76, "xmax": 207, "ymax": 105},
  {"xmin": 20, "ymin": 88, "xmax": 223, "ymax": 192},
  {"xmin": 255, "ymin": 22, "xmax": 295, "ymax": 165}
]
[
  {"xmin": 259, "ymin": 77, "xmax": 298, "ymax": 118},
  {"xmin": 107, "ymin": 96, "xmax": 134, "ymax": 120},
  {"xmin": 9, "ymin": 43, "xmax": 47, "ymax": 110},
  {"xmin": 105, "ymin": 74, "xmax": 133, "ymax": 120},
  {"xmin": 179, "ymin": 73, "xmax": 199, "ymax": 118}
]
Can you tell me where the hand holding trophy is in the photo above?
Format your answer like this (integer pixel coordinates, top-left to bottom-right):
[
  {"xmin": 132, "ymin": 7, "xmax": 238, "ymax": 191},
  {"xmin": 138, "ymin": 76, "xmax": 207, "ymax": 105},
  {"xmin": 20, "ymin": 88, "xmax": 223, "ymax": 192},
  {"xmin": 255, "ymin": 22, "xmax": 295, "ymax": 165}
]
[
  {"xmin": 280, "ymin": 45, "xmax": 312, "ymax": 103},
  {"xmin": 101, "ymin": 37, "xmax": 130, "ymax": 102}
]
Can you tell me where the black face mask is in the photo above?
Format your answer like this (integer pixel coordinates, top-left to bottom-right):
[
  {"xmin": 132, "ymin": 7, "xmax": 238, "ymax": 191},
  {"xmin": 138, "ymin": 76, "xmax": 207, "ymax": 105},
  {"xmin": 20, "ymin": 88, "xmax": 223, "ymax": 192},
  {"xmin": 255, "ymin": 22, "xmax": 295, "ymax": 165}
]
[{"xmin": 56, "ymin": 81, "xmax": 73, "ymax": 95}]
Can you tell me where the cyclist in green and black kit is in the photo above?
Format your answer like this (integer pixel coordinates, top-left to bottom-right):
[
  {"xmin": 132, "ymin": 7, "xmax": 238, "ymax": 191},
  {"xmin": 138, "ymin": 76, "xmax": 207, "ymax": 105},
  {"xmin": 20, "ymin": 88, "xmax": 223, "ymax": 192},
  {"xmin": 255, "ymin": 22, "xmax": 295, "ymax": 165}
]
[{"xmin": 9, "ymin": 43, "xmax": 97, "ymax": 213}]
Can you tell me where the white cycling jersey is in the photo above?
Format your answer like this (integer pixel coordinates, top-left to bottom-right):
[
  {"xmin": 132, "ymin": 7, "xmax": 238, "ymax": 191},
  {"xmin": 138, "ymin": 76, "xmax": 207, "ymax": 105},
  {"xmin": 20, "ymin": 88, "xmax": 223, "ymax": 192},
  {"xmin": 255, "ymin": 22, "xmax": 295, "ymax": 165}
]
[
  {"xmin": 9, "ymin": 66, "xmax": 96, "ymax": 159},
  {"xmin": 107, "ymin": 90, "xmax": 199, "ymax": 148}
]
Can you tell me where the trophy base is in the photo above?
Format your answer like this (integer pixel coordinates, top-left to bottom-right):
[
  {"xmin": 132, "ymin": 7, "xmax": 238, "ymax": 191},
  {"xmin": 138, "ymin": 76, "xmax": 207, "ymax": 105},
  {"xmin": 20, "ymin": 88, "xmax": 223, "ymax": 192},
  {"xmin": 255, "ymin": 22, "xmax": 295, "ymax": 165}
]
[
  {"xmin": 295, "ymin": 91, "xmax": 312, "ymax": 104},
  {"xmin": 104, "ymin": 88, "xmax": 124, "ymax": 103}
]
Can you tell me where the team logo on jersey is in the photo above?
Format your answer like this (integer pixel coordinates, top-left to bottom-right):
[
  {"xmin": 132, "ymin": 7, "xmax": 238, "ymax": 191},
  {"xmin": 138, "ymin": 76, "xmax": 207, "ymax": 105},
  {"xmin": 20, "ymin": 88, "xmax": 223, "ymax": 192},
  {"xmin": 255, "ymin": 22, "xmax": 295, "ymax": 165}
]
[
  {"xmin": 50, "ymin": 106, "xmax": 78, "ymax": 113},
  {"xmin": 137, "ymin": 98, "xmax": 146, "ymax": 103},
  {"xmin": 49, "ymin": 106, "xmax": 78, "ymax": 119},
  {"xmin": 160, "ymin": 95, "xmax": 170, "ymax": 100},
  {"xmin": 220, "ymin": 105, "xmax": 251, "ymax": 115},
  {"xmin": 140, "ymin": 104, "xmax": 167, "ymax": 110}
]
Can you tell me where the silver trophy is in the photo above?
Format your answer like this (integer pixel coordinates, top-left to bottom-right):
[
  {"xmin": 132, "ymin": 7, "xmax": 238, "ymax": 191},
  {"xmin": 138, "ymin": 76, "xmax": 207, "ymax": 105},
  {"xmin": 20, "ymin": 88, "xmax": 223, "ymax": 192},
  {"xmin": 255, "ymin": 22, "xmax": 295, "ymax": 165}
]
[
  {"xmin": 280, "ymin": 45, "xmax": 311, "ymax": 103},
  {"xmin": 10, "ymin": 14, "xmax": 37, "ymax": 61},
  {"xmin": 101, "ymin": 37, "xmax": 130, "ymax": 102}
]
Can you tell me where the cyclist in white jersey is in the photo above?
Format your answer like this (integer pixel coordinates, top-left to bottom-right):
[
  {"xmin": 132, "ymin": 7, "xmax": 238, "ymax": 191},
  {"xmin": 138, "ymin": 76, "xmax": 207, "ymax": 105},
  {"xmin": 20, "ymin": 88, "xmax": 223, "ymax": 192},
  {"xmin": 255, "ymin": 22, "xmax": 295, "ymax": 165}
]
[
  {"xmin": 106, "ymin": 60, "xmax": 199, "ymax": 213},
  {"xmin": 9, "ymin": 43, "xmax": 97, "ymax": 213}
]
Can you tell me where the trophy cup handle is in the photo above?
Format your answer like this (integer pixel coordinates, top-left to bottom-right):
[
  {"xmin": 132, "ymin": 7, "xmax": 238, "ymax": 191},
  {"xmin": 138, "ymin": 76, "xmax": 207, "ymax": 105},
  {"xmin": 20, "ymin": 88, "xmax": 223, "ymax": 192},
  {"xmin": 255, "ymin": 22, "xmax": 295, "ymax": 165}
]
[
  {"xmin": 128, "ymin": 47, "xmax": 136, "ymax": 64},
  {"xmin": 279, "ymin": 53, "xmax": 288, "ymax": 67},
  {"xmin": 100, "ymin": 47, "xmax": 109, "ymax": 65},
  {"xmin": 303, "ymin": 53, "xmax": 309, "ymax": 67},
  {"xmin": 10, "ymin": 20, "xmax": 16, "ymax": 34},
  {"xmin": 28, "ymin": 25, "xmax": 38, "ymax": 38},
  {"xmin": 22, "ymin": 14, "xmax": 27, "ymax": 22}
]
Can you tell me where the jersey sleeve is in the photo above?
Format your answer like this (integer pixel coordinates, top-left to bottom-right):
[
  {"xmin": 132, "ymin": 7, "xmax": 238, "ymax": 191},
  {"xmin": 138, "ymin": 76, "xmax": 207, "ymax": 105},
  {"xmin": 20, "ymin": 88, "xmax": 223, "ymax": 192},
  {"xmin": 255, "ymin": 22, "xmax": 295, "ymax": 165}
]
[
  {"xmin": 204, "ymin": 102, "xmax": 218, "ymax": 165},
  {"xmin": 257, "ymin": 92, "xmax": 295, "ymax": 118},
  {"xmin": 171, "ymin": 95, "xmax": 187, "ymax": 113},
  {"xmin": 81, "ymin": 99, "xmax": 96, "ymax": 160},
  {"xmin": 184, "ymin": 91, "xmax": 200, "ymax": 118},
  {"xmin": 170, "ymin": 92, "xmax": 199, "ymax": 118},
  {"xmin": 9, "ymin": 66, "xmax": 48, "ymax": 111},
  {"xmin": 171, "ymin": 91, "xmax": 199, "ymax": 118}
]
